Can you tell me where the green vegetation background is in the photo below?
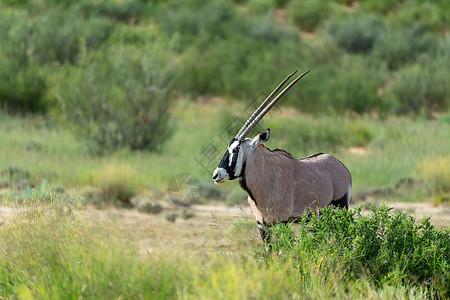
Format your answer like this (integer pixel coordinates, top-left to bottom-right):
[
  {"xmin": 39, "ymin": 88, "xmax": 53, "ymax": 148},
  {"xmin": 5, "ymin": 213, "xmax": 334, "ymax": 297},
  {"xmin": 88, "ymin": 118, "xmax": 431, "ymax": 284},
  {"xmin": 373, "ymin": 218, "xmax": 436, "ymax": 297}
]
[{"xmin": 0, "ymin": 0, "xmax": 449, "ymax": 203}]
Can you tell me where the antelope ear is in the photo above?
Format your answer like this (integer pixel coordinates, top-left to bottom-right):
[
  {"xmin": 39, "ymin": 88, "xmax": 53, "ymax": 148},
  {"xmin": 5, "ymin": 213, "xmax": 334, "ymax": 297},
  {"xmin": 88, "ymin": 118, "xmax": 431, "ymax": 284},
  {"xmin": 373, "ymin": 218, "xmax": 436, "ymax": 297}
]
[
  {"xmin": 259, "ymin": 128, "xmax": 270, "ymax": 142},
  {"xmin": 249, "ymin": 129, "xmax": 270, "ymax": 148}
]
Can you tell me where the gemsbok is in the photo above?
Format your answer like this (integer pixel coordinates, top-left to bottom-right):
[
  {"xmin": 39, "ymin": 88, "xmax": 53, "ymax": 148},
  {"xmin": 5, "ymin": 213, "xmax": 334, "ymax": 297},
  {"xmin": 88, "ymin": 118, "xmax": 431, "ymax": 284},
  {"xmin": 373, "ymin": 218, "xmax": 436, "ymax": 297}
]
[{"xmin": 212, "ymin": 70, "xmax": 352, "ymax": 243}]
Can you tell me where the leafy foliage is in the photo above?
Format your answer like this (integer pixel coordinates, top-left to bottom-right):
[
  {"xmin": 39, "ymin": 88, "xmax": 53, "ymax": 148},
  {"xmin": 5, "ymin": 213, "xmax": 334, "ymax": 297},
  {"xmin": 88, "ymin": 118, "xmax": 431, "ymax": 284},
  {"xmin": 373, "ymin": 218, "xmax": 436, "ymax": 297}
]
[
  {"xmin": 288, "ymin": 0, "xmax": 334, "ymax": 32},
  {"xmin": 0, "ymin": 6, "xmax": 114, "ymax": 113},
  {"xmin": 0, "ymin": 0, "xmax": 449, "ymax": 142},
  {"xmin": 373, "ymin": 25, "xmax": 437, "ymax": 70},
  {"xmin": 327, "ymin": 14, "xmax": 386, "ymax": 54},
  {"xmin": 54, "ymin": 39, "xmax": 176, "ymax": 154},
  {"xmin": 384, "ymin": 55, "xmax": 450, "ymax": 114},
  {"xmin": 261, "ymin": 205, "xmax": 450, "ymax": 298}
]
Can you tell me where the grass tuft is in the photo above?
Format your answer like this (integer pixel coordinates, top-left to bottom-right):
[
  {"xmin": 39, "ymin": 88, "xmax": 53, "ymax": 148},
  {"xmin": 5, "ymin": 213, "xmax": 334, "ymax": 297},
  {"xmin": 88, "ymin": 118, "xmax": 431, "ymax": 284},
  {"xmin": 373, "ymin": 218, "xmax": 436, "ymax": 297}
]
[
  {"xmin": 93, "ymin": 164, "xmax": 139, "ymax": 206},
  {"xmin": 419, "ymin": 156, "xmax": 450, "ymax": 197}
]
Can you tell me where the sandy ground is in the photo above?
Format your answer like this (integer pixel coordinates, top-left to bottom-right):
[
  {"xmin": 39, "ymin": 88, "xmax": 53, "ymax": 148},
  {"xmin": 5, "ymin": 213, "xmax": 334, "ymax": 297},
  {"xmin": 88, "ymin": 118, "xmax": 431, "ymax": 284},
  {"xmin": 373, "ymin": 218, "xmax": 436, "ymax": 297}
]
[
  {"xmin": 1, "ymin": 201, "xmax": 449, "ymax": 254},
  {"xmin": 90, "ymin": 201, "xmax": 450, "ymax": 254}
]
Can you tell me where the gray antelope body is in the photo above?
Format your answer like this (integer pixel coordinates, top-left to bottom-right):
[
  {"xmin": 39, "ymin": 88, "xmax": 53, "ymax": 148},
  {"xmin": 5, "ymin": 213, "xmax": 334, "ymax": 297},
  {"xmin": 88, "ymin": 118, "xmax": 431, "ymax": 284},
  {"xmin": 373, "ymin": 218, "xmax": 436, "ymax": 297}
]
[{"xmin": 212, "ymin": 70, "xmax": 352, "ymax": 242}]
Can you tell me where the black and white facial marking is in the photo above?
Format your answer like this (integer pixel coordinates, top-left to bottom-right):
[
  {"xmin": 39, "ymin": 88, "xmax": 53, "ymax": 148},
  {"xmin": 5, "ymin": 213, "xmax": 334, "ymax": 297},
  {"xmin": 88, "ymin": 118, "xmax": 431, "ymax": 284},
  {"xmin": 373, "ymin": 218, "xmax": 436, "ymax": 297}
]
[
  {"xmin": 212, "ymin": 129, "xmax": 271, "ymax": 183},
  {"xmin": 212, "ymin": 138, "xmax": 245, "ymax": 183}
]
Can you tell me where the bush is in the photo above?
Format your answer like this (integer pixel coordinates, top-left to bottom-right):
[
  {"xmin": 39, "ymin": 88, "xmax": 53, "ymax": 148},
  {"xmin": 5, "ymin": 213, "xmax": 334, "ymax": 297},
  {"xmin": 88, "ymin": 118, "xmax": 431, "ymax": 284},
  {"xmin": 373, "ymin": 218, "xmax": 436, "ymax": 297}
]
[
  {"xmin": 1, "ymin": 7, "xmax": 113, "ymax": 66},
  {"xmin": 158, "ymin": 0, "xmax": 236, "ymax": 44},
  {"xmin": 288, "ymin": 0, "xmax": 333, "ymax": 32},
  {"xmin": 247, "ymin": 0, "xmax": 277, "ymax": 14},
  {"xmin": 0, "ymin": 57, "xmax": 47, "ymax": 113},
  {"xmin": 260, "ymin": 205, "xmax": 450, "ymax": 297},
  {"xmin": 384, "ymin": 57, "xmax": 450, "ymax": 114},
  {"xmin": 138, "ymin": 202, "xmax": 163, "ymax": 214},
  {"xmin": 327, "ymin": 14, "xmax": 385, "ymax": 54},
  {"xmin": 171, "ymin": 2, "xmax": 301, "ymax": 100},
  {"xmin": 81, "ymin": 0, "xmax": 147, "ymax": 22},
  {"xmin": 267, "ymin": 116, "xmax": 347, "ymax": 153},
  {"xmin": 53, "ymin": 38, "xmax": 176, "ymax": 154},
  {"xmin": 0, "ymin": 166, "xmax": 30, "ymax": 190},
  {"xmin": 360, "ymin": 0, "xmax": 399, "ymax": 13},
  {"xmin": 289, "ymin": 54, "xmax": 386, "ymax": 114},
  {"xmin": 180, "ymin": 34, "xmax": 301, "ymax": 100},
  {"xmin": 390, "ymin": 2, "xmax": 449, "ymax": 33},
  {"xmin": 244, "ymin": 14, "xmax": 299, "ymax": 44},
  {"xmin": 165, "ymin": 213, "xmax": 178, "ymax": 223},
  {"xmin": 181, "ymin": 208, "xmax": 195, "ymax": 220},
  {"xmin": 0, "ymin": 7, "xmax": 114, "ymax": 113},
  {"xmin": 0, "ymin": 10, "xmax": 46, "ymax": 113},
  {"xmin": 374, "ymin": 25, "xmax": 437, "ymax": 70},
  {"xmin": 30, "ymin": 9, "xmax": 113, "ymax": 65},
  {"xmin": 322, "ymin": 55, "xmax": 386, "ymax": 113},
  {"xmin": 93, "ymin": 165, "xmax": 138, "ymax": 206}
]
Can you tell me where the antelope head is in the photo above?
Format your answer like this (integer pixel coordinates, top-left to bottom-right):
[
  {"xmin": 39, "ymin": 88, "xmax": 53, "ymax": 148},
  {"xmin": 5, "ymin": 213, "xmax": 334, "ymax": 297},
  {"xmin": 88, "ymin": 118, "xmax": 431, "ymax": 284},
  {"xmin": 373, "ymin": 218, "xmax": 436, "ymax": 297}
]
[{"xmin": 212, "ymin": 69, "xmax": 310, "ymax": 183}]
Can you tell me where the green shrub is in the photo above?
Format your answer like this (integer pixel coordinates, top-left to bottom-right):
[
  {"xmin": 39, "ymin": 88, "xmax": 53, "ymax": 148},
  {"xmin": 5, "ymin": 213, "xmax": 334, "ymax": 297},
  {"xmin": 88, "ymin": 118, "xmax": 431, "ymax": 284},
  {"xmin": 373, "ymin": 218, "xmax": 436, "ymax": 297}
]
[
  {"xmin": 260, "ymin": 205, "xmax": 450, "ymax": 297},
  {"xmin": 323, "ymin": 55, "xmax": 386, "ymax": 113},
  {"xmin": 384, "ymin": 57, "xmax": 449, "ymax": 114},
  {"xmin": 288, "ymin": 0, "xmax": 333, "ymax": 32},
  {"xmin": 0, "ymin": 7, "xmax": 113, "ymax": 113},
  {"xmin": 180, "ymin": 35, "xmax": 301, "ymax": 100},
  {"xmin": 165, "ymin": 213, "xmax": 178, "ymax": 223},
  {"xmin": 374, "ymin": 26, "xmax": 437, "ymax": 70},
  {"xmin": 3, "ymin": 0, "xmax": 80, "ymax": 10},
  {"xmin": 327, "ymin": 14, "xmax": 385, "ymax": 54},
  {"xmin": 138, "ymin": 202, "xmax": 163, "ymax": 214},
  {"xmin": 0, "ymin": 166, "xmax": 30, "ymax": 189},
  {"xmin": 93, "ymin": 165, "xmax": 138, "ymax": 206},
  {"xmin": 247, "ymin": 0, "xmax": 277, "ymax": 14},
  {"xmin": 2, "ymin": 7, "xmax": 113, "ymax": 66},
  {"xmin": 81, "ymin": 0, "xmax": 146, "ymax": 22},
  {"xmin": 0, "ymin": 10, "xmax": 46, "ymax": 112},
  {"xmin": 244, "ymin": 14, "xmax": 299, "ymax": 44},
  {"xmin": 360, "ymin": 0, "xmax": 399, "ymax": 13},
  {"xmin": 0, "ymin": 58, "xmax": 47, "ymax": 113},
  {"xmin": 181, "ymin": 208, "xmax": 195, "ymax": 220},
  {"xmin": 158, "ymin": 0, "xmax": 236, "ymax": 43},
  {"xmin": 273, "ymin": 0, "xmax": 289, "ymax": 7},
  {"xmin": 267, "ymin": 116, "xmax": 347, "ymax": 153},
  {"xmin": 30, "ymin": 9, "xmax": 113, "ymax": 65},
  {"xmin": 53, "ymin": 38, "xmax": 176, "ymax": 154},
  {"xmin": 293, "ymin": 55, "xmax": 386, "ymax": 114},
  {"xmin": 171, "ymin": 3, "xmax": 301, "ymax": 99},
  {"xmin": 390, "ymin": 1, "xmax": 449, "ymax": 32}
]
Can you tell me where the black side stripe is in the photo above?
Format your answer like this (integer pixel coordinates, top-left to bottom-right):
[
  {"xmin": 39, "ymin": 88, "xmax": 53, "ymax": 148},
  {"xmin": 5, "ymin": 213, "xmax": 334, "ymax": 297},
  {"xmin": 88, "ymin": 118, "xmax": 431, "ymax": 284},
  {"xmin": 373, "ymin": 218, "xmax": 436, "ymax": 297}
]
[{"xmin": 238, "ymin": 162, "xmax": 257, "ymax": 205}]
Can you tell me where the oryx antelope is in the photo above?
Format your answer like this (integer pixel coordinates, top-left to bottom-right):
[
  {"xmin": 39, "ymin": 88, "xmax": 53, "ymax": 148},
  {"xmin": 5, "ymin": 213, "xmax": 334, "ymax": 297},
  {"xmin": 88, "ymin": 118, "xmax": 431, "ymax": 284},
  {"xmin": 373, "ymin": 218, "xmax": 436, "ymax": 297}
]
[{"xmin": 212, "ymin": 70, "xmax": 352, "ymax": 242}]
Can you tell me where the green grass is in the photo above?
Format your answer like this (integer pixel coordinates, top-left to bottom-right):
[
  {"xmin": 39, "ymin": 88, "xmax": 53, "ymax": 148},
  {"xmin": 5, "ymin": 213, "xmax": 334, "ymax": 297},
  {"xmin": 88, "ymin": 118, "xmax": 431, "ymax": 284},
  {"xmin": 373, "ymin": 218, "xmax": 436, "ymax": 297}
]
[
  {"xmin": 1, "ymin": 195, "xmax": 446, "ymax": 299},
  {"xmin": 1, "ymin": 105, "xmax": 450, "ymax": 203}
]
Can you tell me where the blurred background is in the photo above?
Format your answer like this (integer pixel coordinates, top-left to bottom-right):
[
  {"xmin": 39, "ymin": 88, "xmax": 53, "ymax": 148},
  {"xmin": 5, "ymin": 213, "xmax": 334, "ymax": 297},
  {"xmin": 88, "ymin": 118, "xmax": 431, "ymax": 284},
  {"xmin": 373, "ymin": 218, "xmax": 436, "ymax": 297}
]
[{"xmin": 0, "ymin": 0, "xmax": 449, "ymax": 209}]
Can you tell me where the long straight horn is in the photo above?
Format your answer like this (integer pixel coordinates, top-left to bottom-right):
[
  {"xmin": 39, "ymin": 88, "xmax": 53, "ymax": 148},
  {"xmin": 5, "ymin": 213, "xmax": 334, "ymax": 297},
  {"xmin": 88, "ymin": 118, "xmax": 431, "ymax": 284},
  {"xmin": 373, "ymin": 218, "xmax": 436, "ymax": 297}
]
[
  {"xmin": 235, "ymin": 70, "xmax": 298, "ymax": 139},
  {"xmin": 239, "ymin": 69, "xmax": 310, "ymax": 139}
]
